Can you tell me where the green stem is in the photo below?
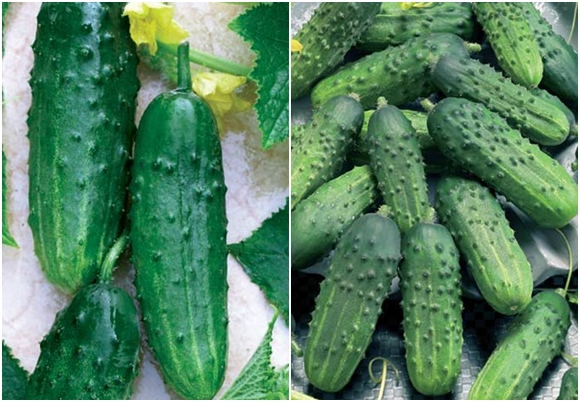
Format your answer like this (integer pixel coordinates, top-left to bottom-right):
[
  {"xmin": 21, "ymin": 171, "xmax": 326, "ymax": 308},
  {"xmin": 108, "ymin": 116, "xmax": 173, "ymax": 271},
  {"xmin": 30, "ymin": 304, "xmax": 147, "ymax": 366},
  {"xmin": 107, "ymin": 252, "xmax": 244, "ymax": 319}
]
[
  {"xmin": 567, "ymin": 2, "xmax": 578, "ymax": 45},
  {"xmin": 291, "ymin": 337, "xmax": 303, "ymax": 357},
  {"xmin": 291, "ymin": 390, "xmax": 317, "ymax": 400},
  {"xmin": 99, "ymin": 230, "xmax": 129, "ymax": 283},
  {"xmin": 177, "ymin": 42, "xmax": 192, "ymax": 91},
  {"xmin": 420, "ymin": 98, "xmax": 436, "ymax": 112},
  {"xmin": 554, "ymin": 228, "xmax": 574, "ymax": 295}
]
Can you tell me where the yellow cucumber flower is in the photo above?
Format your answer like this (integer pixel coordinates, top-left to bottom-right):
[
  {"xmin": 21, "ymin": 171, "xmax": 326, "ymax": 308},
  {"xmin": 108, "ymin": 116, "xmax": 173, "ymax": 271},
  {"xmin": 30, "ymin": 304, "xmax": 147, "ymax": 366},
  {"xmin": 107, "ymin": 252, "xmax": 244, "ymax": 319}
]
[
  {"xmin": 399, "ymin": 2, "xmax": 435, "ymax": 10},
  {"xmin": 291, "ymin": 39, "xmax": 303, "ymax": 52},
  {"xmin": 192, "ymin": 72, "xmax": 251, "ymax": 118}
]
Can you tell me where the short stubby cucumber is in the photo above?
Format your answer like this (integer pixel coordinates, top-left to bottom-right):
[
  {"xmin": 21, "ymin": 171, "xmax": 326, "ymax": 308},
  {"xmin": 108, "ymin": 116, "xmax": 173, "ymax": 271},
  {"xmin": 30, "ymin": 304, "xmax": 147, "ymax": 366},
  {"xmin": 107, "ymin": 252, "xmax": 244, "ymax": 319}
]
[
  {"xmin": 468, "ymin": 290, "xmax": 571, "ymax": 400},
  {"xmin": 311, "ymin": 33, "xmax": 473, "ymax": 109},
  {"xmin": 27, "ymin": 2, "xmax": 139, "ymax": 295},
  {"xmin": 291, "ymin": 2, "xmax": 381, "ymax": 99},
  {"xmin": 435, "ymin": 176, "xmax": 533, "ymax": 315},
  {"xmin": 558, "ymin": 367, "xmax": 578, "ymax": 400},
  {"xmin": 366, "ymin": 105, "xmax": 432, "ymax": 233},
  {"xmin": 432, "ymin": 56, "xmax": 570, "ymax": 146},
  {"xmin": 472, "ymin": 2, "xmax": 543, "ymax": 88},
  {"xmin": 130, "ymin": 43, "xmax": 227, "ymax": 399},
  {"xmin": 358, "ymin": 2, "xmax": 476, "ymax": 51},
  {"xmin": 304, "ymin": 213, "xmax": 401, "ymax": 392},
  {"xmin": 399, "ymin": 223, "xmax": 463, "ymax": 396},
  {"xmin": 519, "ymin": 2, "xmax": 578, "ymax": 102},
  {"xmin": 427, "ymin": 98, "xmax": 578, "ymax": 228},
  {"xmin": 291, "ymin": 95, "xmax": 363, "ymax": 209},
  {"xmin": 291, "ymin": 165, "xmax": 379, "ymax": 270}
]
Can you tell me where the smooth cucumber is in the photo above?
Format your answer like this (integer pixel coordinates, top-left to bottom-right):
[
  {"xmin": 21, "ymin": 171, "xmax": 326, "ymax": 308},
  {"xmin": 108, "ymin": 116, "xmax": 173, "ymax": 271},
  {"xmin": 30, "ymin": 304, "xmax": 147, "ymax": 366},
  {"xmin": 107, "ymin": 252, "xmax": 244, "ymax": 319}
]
[
  {"xmin": 472, "ymin": 2, "xmax": 543, "ymax": 88},
  {"xmin": 558, "ymin": 367, "xmax": 578, "ymax": 400},
  {"xmin": 427, "ymin": 98, "xmax": 578, "ymax": 228},
  {"xmin": 468, "ymin": 291, "xmax": 571, "ymax": 400},
  {"xmin": 28, "ymin": 2, "xmax": 139, "ymax": 294},
  {"xmin": 304, "ymin": 213, "xmax": 401, "ymax": 392},
  {"xmin": 130, "ymin": 43, "xmax": 227, "ymax": 399},
  {"xmin": 291, "ymin": 2, "xmax": 381, "ymax": 99},
  {"xmin": 435, "ymin": 176, "xmax": 533, "ymax": 315},
  {"xmin": 399, "ymin": 223, "xmax": 463, "ymax": 396}
]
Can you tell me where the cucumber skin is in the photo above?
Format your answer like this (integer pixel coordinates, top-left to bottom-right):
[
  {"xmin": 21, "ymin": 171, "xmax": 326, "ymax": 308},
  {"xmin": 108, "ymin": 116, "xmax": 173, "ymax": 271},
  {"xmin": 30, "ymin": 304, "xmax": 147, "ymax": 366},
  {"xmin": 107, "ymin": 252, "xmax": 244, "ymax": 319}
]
[
  {"xmin": 531, "ymin": 87, "xmax": 578, "ymax": 137},
  {"xmin": 26, "ymin": 283, "xmax": 140, "ymax": 400},
  {"xmin": 2, "ymin": 342, "xmax": 29, "ymax": 400},
  {"xmin": 520, "ymin": 2, "xmax": 578, "ymax": 102},
  {"xmin": 291, "ymin": 95, "xmax": 363, "ymax": 209},
  {"xmin": 366, "ymin": 105, "xmax": 432, "ymax": 233},
  {"xmin": 291, "ymin": 165, "xmax": 379, "ymax": 270},
  {"xmin": 472, "ymin": 2, "xmax": 543, "ymax": 88},
  {"xmin": 131, "ymin": 91, "xmax": 227, "ymax": 399},
  {"xmin": 304, "ymin": 214, "xmax": 401, "ymax": 392},
  {"xmin": 557, "ymin": 367, "xmax": 578, "ymax": 400},
  {"xmin": 358, "ymin": 2, "xmax": 475, "ymax": 51},
  {"xmin": 27, "ymin": 2, "xmax": 139, "ymax": 295},
  {"xmin": 400, "ymin": 223, "xmax": 463, "ymax": 396},
  {"xmin": 432, "ymin": 56, "xmax": 570, "ymax": 146},
  {"xmin": 468, "ymin": 291, "xmax": 571, "ymax": 400},
  {"xmin": 435, "ymin": 176, "xmax": 533, "ymax": 315},
  {"xmin": 427, "ymin": 98, "xmax": 578, "ymax": 229},
  {"xmin": 311, "ymin": 33, "xmax": 470, "ymax": 109},
  {"xmin": 291, "ymin": 2, "xmax": 381, "ymax": 99}
]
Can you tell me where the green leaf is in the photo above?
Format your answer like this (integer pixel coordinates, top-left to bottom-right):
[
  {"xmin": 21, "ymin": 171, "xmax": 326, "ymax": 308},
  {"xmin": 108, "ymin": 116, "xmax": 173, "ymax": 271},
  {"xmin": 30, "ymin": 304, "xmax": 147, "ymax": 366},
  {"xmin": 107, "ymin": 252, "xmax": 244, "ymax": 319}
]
[
  {"xmin": 221, "ymin": 311, "xmax": 289, "ymax": 400},
  {"xmin": 3, "ymin": 148, "xmax": 18, "ymax": 248},
  {"xmin": 228, "ymin": 200, "xmax": 289, "ymax": 323},
  {"xmin": 3, "ymin": 341, "xmax": 29, "ymax": 399},
  {"xmin": 229, "ymin": 2, "xmax": 289, "ymax": 149}
]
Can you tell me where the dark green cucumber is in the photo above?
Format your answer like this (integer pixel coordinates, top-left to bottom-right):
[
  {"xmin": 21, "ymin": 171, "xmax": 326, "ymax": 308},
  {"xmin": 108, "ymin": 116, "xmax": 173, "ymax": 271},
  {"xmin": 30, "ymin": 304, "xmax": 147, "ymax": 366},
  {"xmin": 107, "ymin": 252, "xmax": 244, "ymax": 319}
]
[
  {"xmin": 2, "ymin": 341, "xmax": 29, "ymax": 400},
  {"xmin": 304, "ymin": 213, "xmax": 401, "ymax": 392},
  {"xmin": 311, "ymin": 33, "xmax": 474, "ymax": 109},
  {"xmin": 427, "ymin": 98, "xmax": 578, "ymax": 228},
  {"xmin": 531, "ymin": 87, "xmax": 578, "ymax": 137},
  {"xmin": 291, "ymin": 95, "xmax": 363, "ymax": 209},
  {"xmin": 366, "ymin": 105, "xmax": 432, "ymax": 233},
  {"xmin": 435, "ymin": 176, "xmax": 533, "ymax": 315},
  {"xmin": 291, "ymin": 165, "xmax": 379, "ymax": 270},
  {"xmin": 432, "ymin": 56, "xmax": 570, "ymax": 146},
  {"xmin": 468, "ymin": 290, "xmax": 571, "ymax": 400},
  {"xmin": 130, "ymin": 43, "xmax": 227, "ymax": 400},
  {"xmin": 400, "ymin": 223, "xmax": 463, "ymax": 396},
  {"xmin": 358, "ymin": 2, "xmax": 476, "ymax": 51},
  {"xmin": 520, "ymin": 2, "xmax": 578, "ymax": 102},
  {"xmin": 558, "ymin": 367, "xmax": 578, "ymax": 400},
  {"xmin": 28, "ymin": 2, "xmax": 139, "ymax": 294},
  {"xmin": 291, "ymin": 2, "xmax": 381, "ymax": 99},
  {"xmin": 472, "ymin": 2, "xmax": 543, "ymax": 88}
]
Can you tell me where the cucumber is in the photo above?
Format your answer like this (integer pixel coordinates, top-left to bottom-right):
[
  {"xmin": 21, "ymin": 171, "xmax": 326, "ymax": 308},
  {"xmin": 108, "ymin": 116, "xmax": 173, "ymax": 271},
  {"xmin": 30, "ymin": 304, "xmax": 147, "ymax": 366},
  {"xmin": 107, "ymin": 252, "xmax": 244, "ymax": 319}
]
[
  {"xmin": 291, "ymin": 2, "xmax": 381, "ymax": 99},
  {"xmin": 311, "ymin": 33, "xmax": 474, "ymax": 109},
  {"xmin": 130, "ymin": 43, "xmax": 227, "ymax": 400},
  {"xmin": 472, "ymin": 2, "xmax": 543, "ymax": 88},
  {"xmin": 431, "ymin": 56, "xmax": 570, "ymax": 146},
  {"xmin": 558, "ymin": 367, "xmax": 578, "ymax": 400},
  {"xmin": 304, "ymin": 213, "xmax": 401, "ymax": 392},
  {"xmin": 291, "ymin": 95, "xmax": 363, "ymax": 209},
  {"xmin": 427, "ymin": 98, "xmax": 578, "ymax": 229},
  {"xmin": 399, "ymin": 223, "xmax": 463, "ymax": 396},
  {"xmin": 358, "ymin": 2, "xmax": 476, "ymax": 52},
  {"xmin": 531, "ymin": 87, "xmax": 578, "ymax": 138},
  {"xmin": 27, "ymin": 2, "xmax": 139, "ymax": 294},
  {"xmin": 366, "ymin": 105, "xmax": 432, "ymax": 233},
  {"xmin": 2, "ymin": 341, "xmax": 29, "ymax": 400},
  {"xmin": 468, "ymin": 290, "xmax": 571, "ymax": 400},
  {"xmin": 291, "ymin": 165, "xmax": 379, "ymax": 270},
  {"xmin": 435, "ymin": 176, "xmax": 533, "ymax": 315},
  {"xmin": 519, "ymin": 2, "xmax": 578, "ymax": 102}
]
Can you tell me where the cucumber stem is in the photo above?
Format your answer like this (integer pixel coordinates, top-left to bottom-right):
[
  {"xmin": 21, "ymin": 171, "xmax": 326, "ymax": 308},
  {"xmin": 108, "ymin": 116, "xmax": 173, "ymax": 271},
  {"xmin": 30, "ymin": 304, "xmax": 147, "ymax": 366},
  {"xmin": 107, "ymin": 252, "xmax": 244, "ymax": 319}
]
[
  {"xmin": 99, "ymin": 230, "xmax": 129, "ymax": 283},
  {"xmin": 567, "ymin": 2, "xmax": 578, "ymax": 45},
  {"xmin": 376, "ymin": 96, "xmax": 388, "ymax": 109},
  {"xmin": 290, "ymin": 390, "xmax": 317, "ymax": 400},
  {"xmin": 554, "ymin": 228, "xmax": 574, "ymax": 295},
  {"xmin": 465, "ymin": 42, "xmax": 482, "ymax": 54},
  {"xmin": 368, "ymin": 357, "xmax": 400, "ymax": 400},
  {"xmin": 177, "ymin": 42, "xmax": 192, "ymax": 92},
  {"xmin": 420, "ymin": 98, "xmax": 436, "ymax": 112},
  {"xmin": 291, "ymin": 337, "xmax": 303, "ymax": 357}
]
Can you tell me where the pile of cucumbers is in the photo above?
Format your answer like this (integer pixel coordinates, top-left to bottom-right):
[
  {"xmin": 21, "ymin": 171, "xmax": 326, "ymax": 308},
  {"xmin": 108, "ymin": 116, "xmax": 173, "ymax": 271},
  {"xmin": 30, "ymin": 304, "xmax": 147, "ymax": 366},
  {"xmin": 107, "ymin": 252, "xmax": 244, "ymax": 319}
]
[{"xmin": 291, "ymin": 2, "xmax": 577, "ymax": 399}]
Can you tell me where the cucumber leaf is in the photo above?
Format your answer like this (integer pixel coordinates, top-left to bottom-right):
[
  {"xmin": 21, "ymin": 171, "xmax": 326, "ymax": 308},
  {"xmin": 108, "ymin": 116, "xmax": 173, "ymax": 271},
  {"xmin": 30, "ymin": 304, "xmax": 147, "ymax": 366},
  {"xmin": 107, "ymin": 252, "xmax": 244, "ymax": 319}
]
[
  {"xmin": 3, "ymin": 148, "xmax": 18, "ymax": 247},
  {"xmin": 228, "ymin": 200, "xmax": 289, "ymax": 323},
  {"xmin": 229, "ymin": 2, "xmax": 289, "ymax": 149},
  {"xmin": 2, "ymin": 341, "xmax": 29, "ymax": 399}
]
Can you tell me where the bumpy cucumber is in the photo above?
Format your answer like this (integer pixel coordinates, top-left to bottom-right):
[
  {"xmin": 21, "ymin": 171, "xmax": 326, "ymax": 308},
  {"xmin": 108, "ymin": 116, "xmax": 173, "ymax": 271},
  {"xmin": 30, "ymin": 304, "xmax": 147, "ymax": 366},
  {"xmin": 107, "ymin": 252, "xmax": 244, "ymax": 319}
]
[
  {"xmin": 358, "ymin": 2, "xmax": 476, "ymax": 51},
  {"xmin": 427, "ymin": 98, "xmax": 578, "ymax": 228},
  {"xmin": 432, "ymin": 56, "xmax": 570, "ymax": 146},
  {"xmin": 291, "ymin": 95, "xmax": 363, "ymax": 209},
  {"xmin": 531, "ymin": 87, "xmax": 578, "ymax": 137},
  {"xmin": 2, "ymin": 341, "xmax": 28, "ymax": 400},
  {"xmin": 468, "ymin": 291, "xmax": 571, "ymax": 400},
  {"xmin": 304, "ymin": 213, "xmax": 401, "ymax": 392},
  {"xmin": 558, "ymin": 367, "xmax": 578, "ymax": 400},
  {"xmin": 366, "ymin": 105, "xmax": 432, "ymax": 233},
  {"xmin": 130, "ymin": 44, "xmax": 227, "ymax": 399},
  {"xmin": 472, "ymin": 2, "xmax": 543, "ymax": 88},
  {"xmin": 291, "ymin": 2, "xmax": 381, "ymax": 99},
  {"xmin": 27, "ymin": 3, "xmax": 139, "ymax": 294},
  {"xmin": 399, "ymin": 223, "xmax": 463, "ymax": 396},
  {"xmin": 311, "ymin": 33, "xmax": 473, "ymax": 109},
  {"xmin": 291, "ymin": 165, "xmax": 379, "ymax": 270},
  {"xmin": 520, "ymin": 2, "xmax": 578, "ymax": 102},
  {"xmin": 435, "ymin": 176, "xmax": 533, "ymax": 315}
]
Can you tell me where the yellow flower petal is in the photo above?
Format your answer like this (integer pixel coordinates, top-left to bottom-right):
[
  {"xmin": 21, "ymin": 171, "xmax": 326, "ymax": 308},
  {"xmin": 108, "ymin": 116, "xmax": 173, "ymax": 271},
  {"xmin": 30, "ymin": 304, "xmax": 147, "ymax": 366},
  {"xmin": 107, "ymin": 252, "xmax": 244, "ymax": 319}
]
[
  {"xmin": 291, "ymin": 39, "xmax": 303, "ymax": 52},
  {"xmin": 399, "ymin": 2, "xmax": 434, "ymax": 10},
  {"xmin": 192, "ymin": 72, "xmax": 250, "ymax": 116}
]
